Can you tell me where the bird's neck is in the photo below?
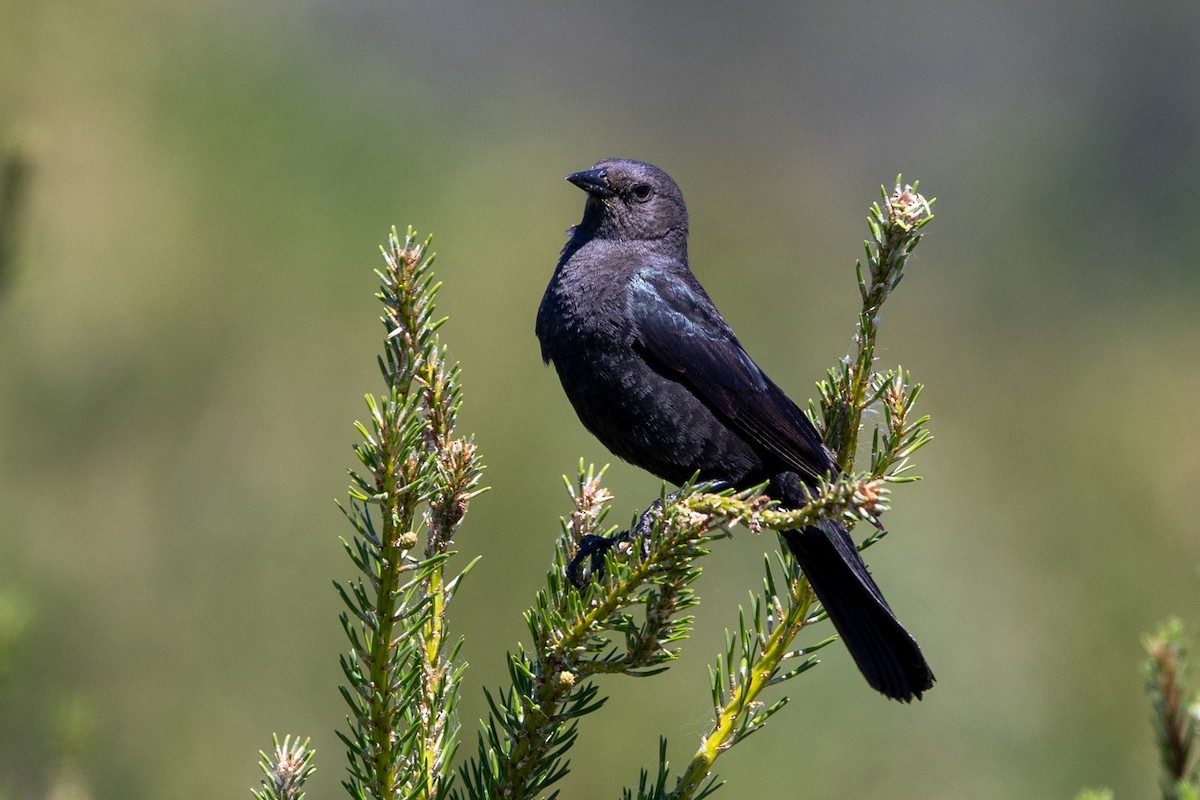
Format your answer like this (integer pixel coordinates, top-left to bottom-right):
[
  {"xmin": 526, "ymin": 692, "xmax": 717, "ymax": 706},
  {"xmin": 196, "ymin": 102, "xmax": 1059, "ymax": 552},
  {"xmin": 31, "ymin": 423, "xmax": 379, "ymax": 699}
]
[{"xmin": 571, "ymin": 222, "xmax": 688, "ymax": 258}]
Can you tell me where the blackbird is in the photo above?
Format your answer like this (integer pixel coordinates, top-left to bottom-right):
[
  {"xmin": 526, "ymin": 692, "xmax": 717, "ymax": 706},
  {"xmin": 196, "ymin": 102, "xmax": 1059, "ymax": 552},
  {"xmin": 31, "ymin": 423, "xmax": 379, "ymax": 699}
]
[{"xmin": 535, "ymin": 159, "xmax": 934, "ymax": 701}]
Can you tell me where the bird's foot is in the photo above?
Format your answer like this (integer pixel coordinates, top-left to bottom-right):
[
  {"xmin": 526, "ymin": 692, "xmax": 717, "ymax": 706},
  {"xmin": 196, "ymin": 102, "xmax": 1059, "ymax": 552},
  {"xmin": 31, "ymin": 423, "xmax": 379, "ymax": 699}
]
[
  {"xmin": 566, "ymin": 532, "xmax": 624, "ymax": 587},
  {"xmin": 630, "ymin": 499, "xmax": 663, "ymax": 553},
  {"xmin": 628, "ymin": 481, "xmax": 728, "ymax": 545},
  {"xmin": 566, "ymin": 483, "xmax": 729, "ymax": 588},
  {"xmin": 565, "ymin": 499, "xmax": 667, "ymax": 587},
  {"xmin": 564, "ymin": 482, "xmax": 729, "ymax": 587}
]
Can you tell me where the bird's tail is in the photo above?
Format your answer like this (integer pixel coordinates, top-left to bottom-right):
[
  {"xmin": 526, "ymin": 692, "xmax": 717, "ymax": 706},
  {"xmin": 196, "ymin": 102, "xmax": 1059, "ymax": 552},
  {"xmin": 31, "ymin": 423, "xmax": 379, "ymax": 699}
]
[{"xmin": 782, "ymin": 521, "xmax": 935, "ymax": 702}]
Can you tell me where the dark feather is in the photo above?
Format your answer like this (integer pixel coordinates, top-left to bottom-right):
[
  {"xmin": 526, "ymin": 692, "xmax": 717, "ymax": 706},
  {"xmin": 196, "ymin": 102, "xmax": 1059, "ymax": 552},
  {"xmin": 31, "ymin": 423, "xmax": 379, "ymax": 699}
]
[{"xmin": 628, "ymin": 266, "xmax": 833, "ymax": 481}]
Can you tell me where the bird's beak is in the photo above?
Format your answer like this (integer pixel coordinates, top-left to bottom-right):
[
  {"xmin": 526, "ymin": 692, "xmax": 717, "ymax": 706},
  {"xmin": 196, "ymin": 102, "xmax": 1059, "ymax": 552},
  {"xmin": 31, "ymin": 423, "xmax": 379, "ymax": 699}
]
[{"xmin": 566, "ymin": 168, "xmax": 615, "ymax": 198}]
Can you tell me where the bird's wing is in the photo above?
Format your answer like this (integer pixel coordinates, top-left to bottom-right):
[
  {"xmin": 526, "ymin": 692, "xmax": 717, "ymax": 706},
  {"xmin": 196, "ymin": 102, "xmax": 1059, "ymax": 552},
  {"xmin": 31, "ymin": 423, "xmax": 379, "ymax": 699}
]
[{"xmin": 628, "ymin": 266, "xmax": 834, "ymax": 481}]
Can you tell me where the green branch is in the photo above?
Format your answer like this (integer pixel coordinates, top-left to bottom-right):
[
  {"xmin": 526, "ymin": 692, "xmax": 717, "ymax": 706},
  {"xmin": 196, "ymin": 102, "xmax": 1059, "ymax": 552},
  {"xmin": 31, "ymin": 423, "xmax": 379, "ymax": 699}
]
[
  {"xmin": 253, "ymin": 735, "xmax": 317, "ymax": 800},
  {"xmin": 1145, "ymin": 619, "xmax": 1200, "ymax": 800},
  {"xmin": 1078, "ymin": 614, "xmax": 1200, "ymax": 800},
  {"xmin": 818, "ymin": 179, "xmax": 934, "ymax": 473},
  {"xmin": 336, "ymin": 227, "xmax": 484, "ymax": 800},
  {"xmin": 462, "ymin": 467, "xmax": 904, "ymax": 800}
]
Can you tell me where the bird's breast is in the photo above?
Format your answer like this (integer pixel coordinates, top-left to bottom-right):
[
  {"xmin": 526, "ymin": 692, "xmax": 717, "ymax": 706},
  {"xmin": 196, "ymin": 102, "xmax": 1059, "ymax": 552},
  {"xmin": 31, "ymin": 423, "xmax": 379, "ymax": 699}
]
[
  {"xmin": 540, "ymin": 307, "xmax": 765, "ymax": 486},
  {"xmin": 536, "ymin": 243, "xmax": 768, "ymax": 486}
]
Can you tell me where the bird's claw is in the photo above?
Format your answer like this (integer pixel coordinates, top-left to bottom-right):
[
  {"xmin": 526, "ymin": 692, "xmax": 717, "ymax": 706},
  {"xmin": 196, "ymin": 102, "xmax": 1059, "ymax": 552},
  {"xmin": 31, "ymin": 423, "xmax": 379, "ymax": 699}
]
[
  {"xmin": 565, "ymin": 496, "xmax": 675, "ymax": 587},
  {"xmin": 631, "ymin": 500, "xmax": 661, "ymax": 557},
  {"xmin": 565, "ymin": 533, "xmax": 623, "ymax": 587},
  {"xmin": 565, "ymin": 483, "xmax": 729, "ymax": 588}
]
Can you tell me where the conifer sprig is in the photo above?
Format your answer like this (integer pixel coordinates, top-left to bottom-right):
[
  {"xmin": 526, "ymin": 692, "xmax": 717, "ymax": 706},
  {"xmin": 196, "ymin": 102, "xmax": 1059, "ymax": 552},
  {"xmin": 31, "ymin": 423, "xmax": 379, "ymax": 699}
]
[
  {"xmin": 253, "ymin": 735, "xmax": 317, "ymax": 800},
  {"xmin": 460, "ymin": 467, "xmax": 889, "ymax": 800},
  {"xmin": 1144, "ymin": 619, "xmax": 1200, "ymax": 800},
  {"xmin": 818, "ymin": 179, "xmax": 934, "ymax": 474},
  {"xmin": 1078, "ymin": 615, "xmax": 1200, "ymax": 800},
  {"xmin": 336, "ymin": 226, "xmax": 484, "ymax": 800}
]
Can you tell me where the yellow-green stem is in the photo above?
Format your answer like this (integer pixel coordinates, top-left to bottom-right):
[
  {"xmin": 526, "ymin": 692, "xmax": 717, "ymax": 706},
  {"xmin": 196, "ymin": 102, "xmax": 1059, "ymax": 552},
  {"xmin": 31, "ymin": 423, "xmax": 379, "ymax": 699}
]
[
  {"xmin": 420, "ymin": 565, "xmax": 446, "ymax": 799},
  {"xmin": 672, "ymin": 587, "xmax": 815, "ymax": 799},
  {"xmin": 368, "ymin": 435, "xmax": 403, "ymax": 798}
]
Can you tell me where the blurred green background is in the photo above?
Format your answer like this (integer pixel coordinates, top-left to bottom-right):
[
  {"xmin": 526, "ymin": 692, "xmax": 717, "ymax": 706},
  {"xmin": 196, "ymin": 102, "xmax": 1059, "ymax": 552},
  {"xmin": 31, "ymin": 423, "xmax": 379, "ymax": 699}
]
[{"xmin": 2, "ymin": 1, "xmax": 1199, "ymax": 798}]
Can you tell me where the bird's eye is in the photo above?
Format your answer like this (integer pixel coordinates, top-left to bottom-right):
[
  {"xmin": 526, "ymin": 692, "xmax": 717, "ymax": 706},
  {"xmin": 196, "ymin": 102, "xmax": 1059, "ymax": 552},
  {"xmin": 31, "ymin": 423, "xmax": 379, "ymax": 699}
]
[{"xmin": 631, "ymin": 183, "xmax": 653, "ymax": 202}]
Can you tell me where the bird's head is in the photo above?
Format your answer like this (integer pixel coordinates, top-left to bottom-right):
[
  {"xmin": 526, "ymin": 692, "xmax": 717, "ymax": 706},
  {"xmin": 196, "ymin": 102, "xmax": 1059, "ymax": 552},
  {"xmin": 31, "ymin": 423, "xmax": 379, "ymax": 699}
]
[{"xmin": 566, "ymin": 159, "xmax": 688, "ymax": 243}]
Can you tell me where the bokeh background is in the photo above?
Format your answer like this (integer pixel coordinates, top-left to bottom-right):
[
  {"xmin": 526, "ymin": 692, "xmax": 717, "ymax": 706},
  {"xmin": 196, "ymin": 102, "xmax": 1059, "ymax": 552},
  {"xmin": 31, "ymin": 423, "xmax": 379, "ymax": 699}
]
[{"xmin": 2, "ymin": 1, "xmax": 1199, "ymax": 798}]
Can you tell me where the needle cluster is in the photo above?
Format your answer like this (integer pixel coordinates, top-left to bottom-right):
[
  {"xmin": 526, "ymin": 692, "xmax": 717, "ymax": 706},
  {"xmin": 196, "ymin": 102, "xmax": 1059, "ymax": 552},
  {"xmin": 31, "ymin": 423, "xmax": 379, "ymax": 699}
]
[{"xmin": 336, "ymin": 227, "xmax": 484, "ymax": 800}]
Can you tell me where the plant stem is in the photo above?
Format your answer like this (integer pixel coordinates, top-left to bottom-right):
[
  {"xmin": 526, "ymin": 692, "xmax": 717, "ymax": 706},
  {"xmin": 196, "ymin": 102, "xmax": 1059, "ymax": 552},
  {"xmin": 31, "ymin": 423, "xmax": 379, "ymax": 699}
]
[{"xmin": 671, "ymin": 582, "xmax": 816, "ymax": 799}]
